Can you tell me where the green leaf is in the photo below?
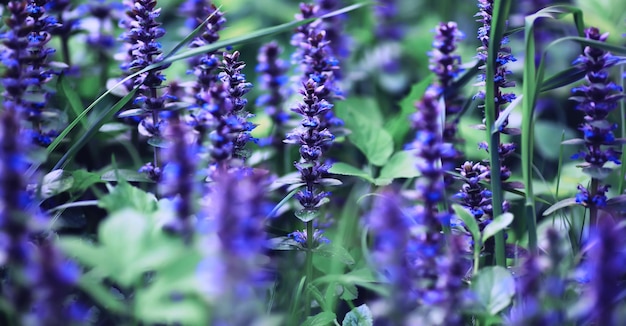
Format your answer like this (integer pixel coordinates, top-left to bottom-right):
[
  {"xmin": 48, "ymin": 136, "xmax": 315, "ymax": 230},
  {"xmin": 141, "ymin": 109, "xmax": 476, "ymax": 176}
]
[
  {"xmin": 542, "ymin": 197, "xmax": 579, "ymax": 216},
  {"xmin": 482, "ymin": 213, "xmax": 514, "ymax": 242},
  {"xmin": 98, "ymin": 182, "xmax": 157, "ymax": 214},
  {"xmin": 335, "ymin": 102, "xmax": 394, "ymax": 166},
  {"xmin": 452, "ymin": 204, "xmax": 480, "ymax": 243},
  {"xmin": 302, "ymin": 312, "xmax": 336, "ymax": 326},
  {"xmin": 41, "ymin": 170, "xmax": 75, "ymax": 199},
  {"xmin": 581, "ymin": 166, "xmax": 613, "ymax": 180},
  {"xmin": 70, "ymin": 169, "xmax": 103, "ymax": 194},
  {"xmin": 98, "ymin": 209, "xmax": 151, "ymax": 286},
  {"xmin": 384, "ymin": 76, "xmax": 433, "ymax": 146},
  {"xmin": 313, "ymin": 244, "xmax": 356, "ymax": 265},
  {"xmin": 101, "ymin": 169, "xmax": 153, "ymax": 183},
  {"xmin": 147, "ymin": 136, "xmax": 170, "ymax": 148},
  {"xmin": 342, "ymin": 304, "xmax": 373, "ymax": 326},
  {"xmin": 58, "ymin": 237, "xmax": 105, "ymax": 269},
  {"xmin": 295, "ymin": 209, "xmax": 321, "ymax": 223},
  {"xmin": 471, "ymin": 266, "xmax": 515, "ymax": 315},
  {"xmin": 377, "ymin": 150, "xmax": 421, "ymax": 181},
  {"xmin": 57, "ymin": 74, "xmax": 88, "ymax": 130},
  {"xmin": 339, "ymin": 283, "xmax": 358, "ymax": 301},
  {"xmin": 77, "ymin": 270, "xmax": 128, "ymax": 315},
  {"xmin": 52, "ymin": 88, "xmax": 138, "ymax": 170},
  {"xmin": 329, "ymin": 162, "xmax": 374, "ymax": 183}
]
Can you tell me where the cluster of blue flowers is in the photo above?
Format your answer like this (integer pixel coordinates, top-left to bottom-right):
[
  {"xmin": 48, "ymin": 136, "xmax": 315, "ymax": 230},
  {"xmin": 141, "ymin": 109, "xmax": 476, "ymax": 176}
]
[{"xmin": 570, "ymin": 27, "xmax": 623, "ymax": 208}]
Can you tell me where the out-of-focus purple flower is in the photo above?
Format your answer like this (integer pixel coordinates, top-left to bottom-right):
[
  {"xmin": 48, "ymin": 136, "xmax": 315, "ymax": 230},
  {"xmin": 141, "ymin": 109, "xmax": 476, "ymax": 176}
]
[
  {"xmin": 285, "ymin": 79, "xmax": 335, "ymax": 212},
  {"xmin": 256, "ymin": 42, "xmax": 290, "ymax": 127},
  {"xmin": 429, "ymin": 21, "xmax": 465, "ymax": 185},
  {"xmin": 182, "ymin": 0, "xmax": 226, "ymax": 69},
  {"xmin": 291, "ymin": 3, "xmax": 343, "ymax": 130},
  {"xmin": 315, "ymin": 0, "xmax": 351, "ymax": 61},
  {"xmin": 366, "ymin": 189, "xmax": 415, "ymax": 323},
  {"xmin": 160, "ymin": 112, "xmax": 197, "ymax": 241},
  {"xmin": 509, "ymin": 229, "xmax": 568, "ymax": 325},
  {"xmin": 0, "ymin": 105, "xmax": 80, "ymax": 325},
  {"xmin": 198, "ymin": 171, "xmax": 272, "ymax": 323},
  {"xmin": 1, "ymin": 0, "xmax": 59, "ymax": 147},
  {"xmin": 579, "ymin": 219, "xmax": 626, "ymax": 325},
  {"xmin": 373, "ymin": 0, "xmax": 404, "ymax": 41},
  {"xmin": 82, "ymin": 0, "xmax": 122, "ymax": 50},
  {"xmin": 46, "ymin": 0, "xmax": 81, "ymax": 66},
  {"xmin": 570, "ymin": 27, "xmax": 623, "ymax": 210},
  {"xmin": 0, "ymin": 106, "xmax": 35, "ymax": 321}
]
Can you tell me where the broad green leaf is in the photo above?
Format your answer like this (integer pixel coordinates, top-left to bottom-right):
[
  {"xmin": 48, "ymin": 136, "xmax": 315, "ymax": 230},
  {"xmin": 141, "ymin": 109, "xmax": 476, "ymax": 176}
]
[
  {"xmin": 41, "ymin": 170, "xmax": 75, "ymax": 199},
  {"xmin": 342, "ymin": 304, "xmax": 373, "ymax": 326},
  {"xmin": 335, "ymin": 102, "xmax": 394, "ymax": 166},
  {"xmin": 482, "ymin": 213, "xmax": 514, "ymax": 242},
  {"xmin": 302, "ymin": 312, "xmax": 336, "ymax": 326},
  {"xmin": 384, "ymin": 76, "xmax": 433, "ymax": 146},
  {"xmin": 542, "ymin": 197, "xmax": 579, "ymax": 216},
  {"xmin": 101, "ymin": 169, "xmax": 153, "ymax": 183},
  {"xmin": 471, "ymin": 266, "xmax": 515, "ymax": 315},
  {"xmin": 378, "ymin": 150, "xmax": 421, "ymax": 181},
  {"xmin": 70, "ymin": 169, "xmax": 103, "ymax": 194},
  {"xmin": 329, "ymin": 162, "xmax": 374, "ymax": 183},
  {"xmin": 98, "ymin": 182, "xmax": 157, "ymax": 214},
  {"xmin": 58, "ymin": 238, "xmax": 105, "ymax": 269},
  {"xmin": 452, "ymin": 204, "xmax": 480, "ymax": 244},
  {"xmin": 339, "ymin": 283, "xmax": 358, "ymax": 301},
  {"xmin": 77, "ymin": 270, "xmax": 127, "ymax": 315},
  {"xmin": 313, "ymin": 244, "xmax": 355, "ymax": 265},
  {"xmin": 98, "ymin": 209, "xmax": 151, "ymax": 286}
]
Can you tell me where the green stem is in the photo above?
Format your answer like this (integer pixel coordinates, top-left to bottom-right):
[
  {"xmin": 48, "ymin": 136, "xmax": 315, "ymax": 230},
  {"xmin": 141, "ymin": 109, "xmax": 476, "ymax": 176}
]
[
  {"xmin": 618, "ymin": 64, "xmax": 626, "ymax": 194},
  {"xmin": 485, "ymin": 0, "xmax": 511, "ymax": 267},
  {"xmin": 589, "ymin": 178, "xmax": 599, "ymax": 227},
  {"xmin": 304, "ymin": 220, "xmax": 314, "ymax": 318}
]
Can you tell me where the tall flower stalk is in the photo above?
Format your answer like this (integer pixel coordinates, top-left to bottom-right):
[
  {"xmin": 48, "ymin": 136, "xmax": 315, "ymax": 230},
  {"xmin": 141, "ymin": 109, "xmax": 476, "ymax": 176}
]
[
  {"xmin": 475, "ymin": 0, "xmax": 516, "ymax": 266},
  {"xmin": 569, "ymin": 27, "xmax": 623, "ymax": 226},
  {"xmin": 119, "ymin": 0, "xmax": 168, "ymax": 182}
]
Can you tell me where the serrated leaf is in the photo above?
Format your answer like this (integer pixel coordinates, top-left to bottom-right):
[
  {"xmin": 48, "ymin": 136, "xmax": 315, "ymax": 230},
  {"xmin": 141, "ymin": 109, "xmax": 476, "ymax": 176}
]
[
  {"xmin": 313, "ymin": 244, "xmax": 355, "ymax": 265},
  {"xmin": 329, "ymin": 162, "xmax": 374, "ymax": 183},
  {"xmin": 471, "ymin": 266, "xmax": 515, "ymax": 315},
  {"xmin": 98, "ymin": 181, "xmax": 157, "ymax": 214},
  {"xmin": 542, "ymin": 197, "xmax": 579, "ymax": 216},
  {"xmin": 378, "ymin": 150, "xmax": 421, "ymax": 180},
  {"xmin": 302, "ymin": 312, "xmax": 336, "ymax": 326},
  {"xmin": 41, "ymin": 170, "xmax": 75, "ymax": 199},
  {"xmin": 342, "ymin": 304, "xmax": 373, "ymax": 326},
  {"xmin": 482, "ymin": 213, "xmax": 514, "ymax": 242}
]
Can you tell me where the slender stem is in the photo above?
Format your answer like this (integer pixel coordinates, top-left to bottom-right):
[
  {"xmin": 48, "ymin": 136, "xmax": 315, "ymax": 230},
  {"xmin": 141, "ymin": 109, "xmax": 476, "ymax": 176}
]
[
  {"xmin": 150, "ymin": 88, "xmax": 160, "ymax": 170},
  {"xmin": 304, "ymin": 220, "xmax": 314, "ymax": 318},
  {"xmin": 589, "ymin": 178, "xmax": 599, "ymax": 227},
  {"xmin": 484, "ymin": 0, "xmax": 510, "ymax": 268},
  {"xmin": 618, "ymin": 64, "xmax": 626, "ymax": 194}
]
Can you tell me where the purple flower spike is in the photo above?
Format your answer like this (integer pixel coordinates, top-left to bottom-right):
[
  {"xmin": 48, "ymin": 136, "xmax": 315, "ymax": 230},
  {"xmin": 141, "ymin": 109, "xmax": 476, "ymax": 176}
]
[
  {"xmin": 291, "ymin": 3, "xmax": 343, "ymax": 130},
  {"xmin": 1, "ymin": 0, "xmax": 59, "ymax": 147},
  {"xmin": 256, "ymin": 42, "xmax": 290, "ymax": 127},
  {"xmin": 570, "ymin": 27, "xmax": 624, "ymax": 211},
  {"xmin": 182, "ymin": 1, "xmax": 226, "ymax": 69},
  {"xmin": 373, "ymin": 0, "xmax": 405, "ymax": 41},
  {"xmin": 285, "ymin": 79, "xmax": 335, "ymax": 211}
]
